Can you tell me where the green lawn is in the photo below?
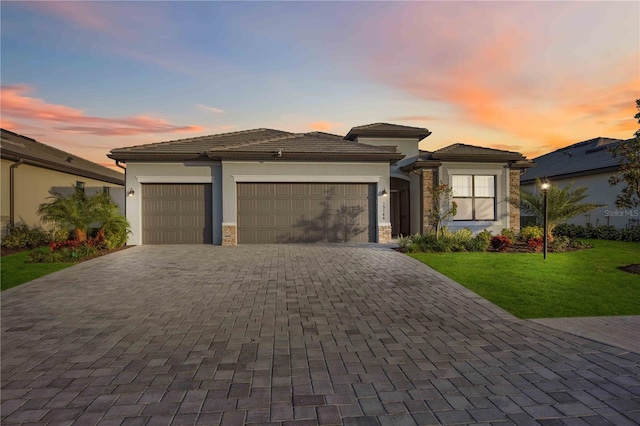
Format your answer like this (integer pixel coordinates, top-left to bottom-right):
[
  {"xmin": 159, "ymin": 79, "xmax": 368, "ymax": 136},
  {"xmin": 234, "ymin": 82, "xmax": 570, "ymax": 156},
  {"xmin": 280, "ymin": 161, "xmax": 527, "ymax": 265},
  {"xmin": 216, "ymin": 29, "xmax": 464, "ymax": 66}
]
[
  {"xmin": 409, "ymin": 239, "xmax": 640, "ymax": 319},
  {"xmin": 1, "ymin": 248, "xmax": 74, "ymax": 292}
]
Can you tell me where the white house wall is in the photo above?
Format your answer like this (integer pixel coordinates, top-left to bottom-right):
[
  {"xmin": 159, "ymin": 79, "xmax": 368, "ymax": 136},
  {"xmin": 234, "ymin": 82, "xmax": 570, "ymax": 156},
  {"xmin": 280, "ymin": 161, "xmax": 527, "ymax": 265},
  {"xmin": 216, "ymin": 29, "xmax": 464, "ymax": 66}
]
[
  {"xmin": 125, "ymin": 162, "xmax": 223, "ymax": 245},
  {"xmin": 522, "ymin": 172, "xmax": 637, "ymax": 229},
  {"xmin": 221, "ymin": 161, "xmax": 391, "ymax": 236},
  {"xmin": 440, "ymin": 162, "xmax": 511, "ymax": 234}
]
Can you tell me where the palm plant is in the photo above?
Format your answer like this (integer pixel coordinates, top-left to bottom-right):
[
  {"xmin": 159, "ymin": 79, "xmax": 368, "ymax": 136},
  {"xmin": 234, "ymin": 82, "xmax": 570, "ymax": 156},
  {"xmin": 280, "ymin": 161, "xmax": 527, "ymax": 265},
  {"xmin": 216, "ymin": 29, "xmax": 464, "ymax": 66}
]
[
  {"xmin": 37, "ymin": 187, "xmax": 130, "ymax": 246},
  {"xmin": 515, "ymin": 179, "xmax": 604, "ymax": 237},
  {"xmin": 37, "ymin": 188, "xmax": 94, "ymax": 242}
]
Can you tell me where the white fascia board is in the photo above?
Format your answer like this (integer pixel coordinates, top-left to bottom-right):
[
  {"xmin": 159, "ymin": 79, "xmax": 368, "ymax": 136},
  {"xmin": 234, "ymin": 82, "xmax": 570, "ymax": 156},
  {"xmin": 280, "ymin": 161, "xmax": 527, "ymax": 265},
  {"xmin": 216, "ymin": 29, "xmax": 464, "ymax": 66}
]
[
  {"xmin": 136, "ymin": 176, "xmax": 214, "ymax": 183},
  {"xmin": 232, "ymin": 175, "xmax": 381, "ymax": 183}
]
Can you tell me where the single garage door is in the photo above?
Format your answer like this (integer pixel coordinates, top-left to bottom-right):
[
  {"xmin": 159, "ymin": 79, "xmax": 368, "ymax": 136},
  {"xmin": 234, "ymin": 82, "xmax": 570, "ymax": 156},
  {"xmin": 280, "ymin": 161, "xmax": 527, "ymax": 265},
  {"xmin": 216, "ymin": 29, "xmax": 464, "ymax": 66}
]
[
  {"xmin": 142, "ymin": 183, "xmax": 212, "ymax": 244},
  {"xmin": 237, "ymin": 183, "xmax": 376, "ymax": 244}
]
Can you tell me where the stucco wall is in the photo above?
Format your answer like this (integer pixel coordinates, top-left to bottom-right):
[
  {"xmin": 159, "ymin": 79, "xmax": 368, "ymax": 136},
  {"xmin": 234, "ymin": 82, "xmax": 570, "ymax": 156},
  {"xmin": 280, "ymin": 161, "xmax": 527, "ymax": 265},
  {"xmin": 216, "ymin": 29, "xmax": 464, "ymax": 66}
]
[
  {"xmin": 124, "ymin": 162, "xmax": 223, "ymax": 245},
  {"xmin": 221, "ymin": 161, "xmax": 390, "ymax": 239},
  {"xmin": 439, "ymin": 162, "xmax": 511, "ymax": 234},
  {"xmin": 521, "ymin": 172, "xmax": 636, "ymax": 229},
  {"xmin": 1, "ymin": 159, "xmax": 124, "ymax": 237}
]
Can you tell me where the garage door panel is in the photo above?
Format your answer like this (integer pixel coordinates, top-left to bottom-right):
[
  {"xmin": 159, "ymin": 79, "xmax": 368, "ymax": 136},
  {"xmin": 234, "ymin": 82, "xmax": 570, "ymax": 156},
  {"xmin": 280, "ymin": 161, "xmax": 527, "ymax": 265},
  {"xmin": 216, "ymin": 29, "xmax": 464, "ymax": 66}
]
[
  {"xmin": 142, "ymin": 183, "xmax": 212, "ymax": 244},
  {"xmin": 238, "ymin": 183, "xmax": 375, "ymax": 244}
]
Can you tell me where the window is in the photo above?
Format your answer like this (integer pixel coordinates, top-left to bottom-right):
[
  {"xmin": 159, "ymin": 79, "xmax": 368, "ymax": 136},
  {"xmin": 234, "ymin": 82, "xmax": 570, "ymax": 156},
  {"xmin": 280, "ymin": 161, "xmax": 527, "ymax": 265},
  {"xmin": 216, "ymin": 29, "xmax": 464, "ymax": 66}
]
[
  {"xmin": 103, "ymin": 186, "xmax": 110, "ymax": 195},
  {"xmin": 452, "ymin": 175, "xmax": 495, "ymax": 221},
  {"xmin": 76, "ymin": 181, "xmax": 85, "ymax": 193}
]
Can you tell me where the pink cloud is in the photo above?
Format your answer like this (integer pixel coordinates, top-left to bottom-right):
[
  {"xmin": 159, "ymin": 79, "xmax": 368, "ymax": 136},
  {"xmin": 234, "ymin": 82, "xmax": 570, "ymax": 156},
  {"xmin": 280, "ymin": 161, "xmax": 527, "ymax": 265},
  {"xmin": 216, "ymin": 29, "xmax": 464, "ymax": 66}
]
[
  {"xmin": 309, "ymin": 121, "xmax": 343, "ymax": 132},
  {"xmin": 196, "ymin": 104, "xmax": 225, "ymax": 114},
  {"xmin": 1, "ymin": 85, "xmax": 204, "ymax": 136}
]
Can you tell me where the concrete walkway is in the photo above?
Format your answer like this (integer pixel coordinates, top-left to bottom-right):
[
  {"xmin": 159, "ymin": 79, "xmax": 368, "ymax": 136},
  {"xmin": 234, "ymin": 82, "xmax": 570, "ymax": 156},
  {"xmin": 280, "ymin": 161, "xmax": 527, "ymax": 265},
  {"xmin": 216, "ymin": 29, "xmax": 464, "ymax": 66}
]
[
  {"xmin": 2, "ymin": 245, "xmax": 639, "ymax": 425},
  {"xmin": 531, "ymin": 316, "xmax": 640, "ymax": 354}
]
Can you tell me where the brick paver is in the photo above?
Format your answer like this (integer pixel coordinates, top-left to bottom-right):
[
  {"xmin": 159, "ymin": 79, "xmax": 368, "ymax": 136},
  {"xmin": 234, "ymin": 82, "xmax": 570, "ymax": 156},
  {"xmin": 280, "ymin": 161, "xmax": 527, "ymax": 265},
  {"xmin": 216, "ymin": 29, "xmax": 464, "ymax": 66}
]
[{"xmin": 2, "ymin": 244, "xmax": 639, "ymax": 425}]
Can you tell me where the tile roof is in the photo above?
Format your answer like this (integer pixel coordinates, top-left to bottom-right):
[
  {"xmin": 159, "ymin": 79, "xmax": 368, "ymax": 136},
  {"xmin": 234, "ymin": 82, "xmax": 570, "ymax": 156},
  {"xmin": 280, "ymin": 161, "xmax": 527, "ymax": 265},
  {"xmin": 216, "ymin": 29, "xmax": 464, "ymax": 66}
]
[
  {"xmin": 419, "ymin": 143, "xmax": 529, "ymax": 161},
  {"xmin": 521, "ymin": 137, "xmax": 628, "ymax": 183},
  {"xmin": 1, "ymin": 129, "xmax": 124, "ymax": 185},
  {"xmin": 344, "ymin": 123, "xmax": 432, "ymax": 141},
  {"xmin": 109, "ymin": 128, "xmax": 403, "ymax": 162}
]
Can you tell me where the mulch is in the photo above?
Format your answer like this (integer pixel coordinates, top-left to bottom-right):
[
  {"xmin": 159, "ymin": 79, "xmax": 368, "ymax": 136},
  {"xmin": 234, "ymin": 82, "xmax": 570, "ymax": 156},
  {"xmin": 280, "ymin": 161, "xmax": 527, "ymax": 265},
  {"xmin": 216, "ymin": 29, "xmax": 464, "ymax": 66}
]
[{"xmin": 619, "ymin": 264, "xmax": 640, "ymax": 275}]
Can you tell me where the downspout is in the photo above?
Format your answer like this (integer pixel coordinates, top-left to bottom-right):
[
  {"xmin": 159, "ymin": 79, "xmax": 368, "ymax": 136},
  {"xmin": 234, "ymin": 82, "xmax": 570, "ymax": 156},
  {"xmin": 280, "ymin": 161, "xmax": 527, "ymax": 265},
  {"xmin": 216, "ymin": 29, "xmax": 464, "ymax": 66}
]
[
  {"xmin": 9, "ymin": 159, "xmax": 24, "ymax": 229},
  {"xmin": 114, "ymin": 160, "xmax": 127, "ymax": 218}
]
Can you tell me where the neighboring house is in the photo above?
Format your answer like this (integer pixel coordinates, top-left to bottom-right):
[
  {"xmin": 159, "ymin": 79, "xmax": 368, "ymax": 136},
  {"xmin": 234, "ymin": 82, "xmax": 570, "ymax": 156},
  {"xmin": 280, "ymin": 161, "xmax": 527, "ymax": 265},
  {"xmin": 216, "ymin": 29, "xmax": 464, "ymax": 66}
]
[
  {"xmin": 108, "ymin": 123, "xmax": 534, "ymax": 245},
  {"xmin": 1, "ymin": 129, "xmax": 125, "ymax": 238},
  {"xmin": 521, "ymin": 136, "xmax": 635, "ymax": 229}
]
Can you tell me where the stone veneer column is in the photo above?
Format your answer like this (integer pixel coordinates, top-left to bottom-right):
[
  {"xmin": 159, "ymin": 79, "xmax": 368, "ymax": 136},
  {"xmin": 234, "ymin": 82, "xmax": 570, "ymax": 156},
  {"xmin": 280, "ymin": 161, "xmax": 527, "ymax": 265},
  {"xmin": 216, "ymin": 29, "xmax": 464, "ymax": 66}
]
[
  {"xmin": 378, "ymin": 225, "xmax": 392, "ymax": 244},
  {"xmin": 509, "ymin": 170, "xmax": 521, "ymax": 232},
  {"xmin": 222, "ymin": 224, "xmax": 237, "ymax": 246},
  {"xmin": 422, "ymin": 168, "xmax": 438, "ymax": 233}
]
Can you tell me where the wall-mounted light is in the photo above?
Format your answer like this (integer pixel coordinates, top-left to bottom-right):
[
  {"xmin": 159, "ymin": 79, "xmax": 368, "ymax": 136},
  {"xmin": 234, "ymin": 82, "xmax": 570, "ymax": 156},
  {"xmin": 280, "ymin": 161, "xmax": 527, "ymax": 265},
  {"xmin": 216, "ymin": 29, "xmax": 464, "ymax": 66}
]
[
  {"xmin": 381, "ymin": 189, "xmax": 388, "ymax": 197},
  {"xmin": 127, "ymin": 188, "xmax": 135, "ymax": 197}
]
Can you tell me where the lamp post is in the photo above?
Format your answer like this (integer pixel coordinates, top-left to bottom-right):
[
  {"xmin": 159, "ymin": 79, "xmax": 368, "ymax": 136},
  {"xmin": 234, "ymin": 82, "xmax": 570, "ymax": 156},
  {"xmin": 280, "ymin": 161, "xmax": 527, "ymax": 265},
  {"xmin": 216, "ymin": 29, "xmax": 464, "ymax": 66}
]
[{"xmin": 541, "ymin": 179, "xmax": 550, "ymax": 260}]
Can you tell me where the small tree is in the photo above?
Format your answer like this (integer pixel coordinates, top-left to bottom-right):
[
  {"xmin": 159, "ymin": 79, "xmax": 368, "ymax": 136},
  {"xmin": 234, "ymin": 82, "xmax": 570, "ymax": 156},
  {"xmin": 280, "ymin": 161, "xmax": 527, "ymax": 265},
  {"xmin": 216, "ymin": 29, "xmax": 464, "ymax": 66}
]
[
  {"xmin": 515, "ymin": 179, "xmax": 604, "ymax": 238},
  {"xmin": 608, "ymin": 98, "xmax": 640, "ymax": 208},
  {"xmin": 427, "ymin": 182, "xmax": 457, "ymax": 237}
]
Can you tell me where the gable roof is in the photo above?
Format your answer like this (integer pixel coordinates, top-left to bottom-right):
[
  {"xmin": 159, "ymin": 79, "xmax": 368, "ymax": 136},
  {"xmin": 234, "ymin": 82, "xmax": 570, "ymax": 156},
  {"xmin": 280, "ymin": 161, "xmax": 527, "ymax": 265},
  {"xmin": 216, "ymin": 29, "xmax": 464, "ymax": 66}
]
[
  {"xmin": 1, "ymin": 129, "xmax": 124, "ymax": 185},
  {"xmin": 400, "ymin": 143, "xmax": 534, "ymax": 171},
  {"xmin": 520, "ymin": 136, "xmax": 628, "ymax": 184},
  {"xmin": 108, "ymin": 128, "xmax": 404, "ymax": 163},
  {"xmin": 344, "ymin": 123, "xmax": 432, "ymax": 141}
]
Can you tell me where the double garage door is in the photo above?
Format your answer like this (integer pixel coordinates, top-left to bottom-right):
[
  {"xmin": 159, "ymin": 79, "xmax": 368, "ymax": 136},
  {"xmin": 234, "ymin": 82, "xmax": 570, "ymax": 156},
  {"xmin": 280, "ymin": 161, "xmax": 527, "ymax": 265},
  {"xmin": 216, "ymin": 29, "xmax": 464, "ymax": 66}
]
[
  {"xmin": 237, "ymin": 183, "xmax": 376, "ymax": 244},
  {"xmin": 141, "ymin": 182, "xmax": 376, "ymax": 244}
]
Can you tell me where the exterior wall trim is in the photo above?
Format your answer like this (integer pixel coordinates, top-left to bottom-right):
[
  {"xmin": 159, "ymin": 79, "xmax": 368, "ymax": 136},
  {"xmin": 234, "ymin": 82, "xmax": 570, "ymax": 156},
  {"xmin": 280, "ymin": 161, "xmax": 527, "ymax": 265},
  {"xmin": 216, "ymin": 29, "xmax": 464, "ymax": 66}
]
[
  {"xmin": 136, "ymin": 176, "xmax": 214, "ymax": 183},
  {"xmin": 232, "ymin": 175, "xmax": 380, "ymax": 183}
]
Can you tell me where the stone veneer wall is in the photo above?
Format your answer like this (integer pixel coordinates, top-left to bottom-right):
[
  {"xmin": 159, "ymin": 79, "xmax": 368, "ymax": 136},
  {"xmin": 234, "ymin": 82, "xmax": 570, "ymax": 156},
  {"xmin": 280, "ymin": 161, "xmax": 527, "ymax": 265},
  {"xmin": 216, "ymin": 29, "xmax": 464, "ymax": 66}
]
[
  {"xmin": 378, "ymin": 225, "xmax": 392, "ymax": 244},
  {"xmin": 509, "ymin": 170, "xmax": 520, "ymax": 232},
  {"xmin": 222, "ymin": 224, "xmax": 237, "ymax": 246},
  {"xmin": 422, "ymin": 168, "xmax": 438, "ymax": 233}
]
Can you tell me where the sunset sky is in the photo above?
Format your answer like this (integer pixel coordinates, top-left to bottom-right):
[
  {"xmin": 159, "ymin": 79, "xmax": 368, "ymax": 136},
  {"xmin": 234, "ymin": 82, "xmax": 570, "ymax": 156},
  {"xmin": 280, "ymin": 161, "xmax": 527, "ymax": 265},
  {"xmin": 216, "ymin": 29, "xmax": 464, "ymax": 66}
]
[{"xmin": 1, "ymin": 1, "xmax": 638, "ymax": 171}]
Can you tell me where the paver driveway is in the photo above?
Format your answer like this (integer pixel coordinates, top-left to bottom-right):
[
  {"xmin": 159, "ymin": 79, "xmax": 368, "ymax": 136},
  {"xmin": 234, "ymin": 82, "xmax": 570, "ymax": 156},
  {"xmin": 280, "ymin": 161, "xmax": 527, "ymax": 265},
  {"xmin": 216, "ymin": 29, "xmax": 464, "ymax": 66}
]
[{"xmin": 2, "ymin": 245, "xmax": 639, "ymax": 426}]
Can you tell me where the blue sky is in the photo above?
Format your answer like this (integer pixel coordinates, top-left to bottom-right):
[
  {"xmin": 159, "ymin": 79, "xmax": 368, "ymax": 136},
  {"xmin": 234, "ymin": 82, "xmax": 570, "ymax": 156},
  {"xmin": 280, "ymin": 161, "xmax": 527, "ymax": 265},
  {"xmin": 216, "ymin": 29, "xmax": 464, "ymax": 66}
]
[{"xmin": 1, "ymin": 1, "xmax": 638, "ymax": 169}]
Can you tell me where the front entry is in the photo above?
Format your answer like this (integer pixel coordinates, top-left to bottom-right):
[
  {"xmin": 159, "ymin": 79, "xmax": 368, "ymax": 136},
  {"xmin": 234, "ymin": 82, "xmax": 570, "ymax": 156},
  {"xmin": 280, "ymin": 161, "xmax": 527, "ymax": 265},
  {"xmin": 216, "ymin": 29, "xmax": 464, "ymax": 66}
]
[{"xmin": 390, "ymin": 177, "xmax": 410, "ymax": 236}]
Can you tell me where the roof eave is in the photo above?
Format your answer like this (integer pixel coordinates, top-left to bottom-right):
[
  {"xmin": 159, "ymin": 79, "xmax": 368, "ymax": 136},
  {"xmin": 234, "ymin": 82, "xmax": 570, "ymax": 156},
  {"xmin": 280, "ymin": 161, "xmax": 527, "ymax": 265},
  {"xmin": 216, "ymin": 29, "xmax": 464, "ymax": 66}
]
[
  {"xmin": 344, "ymin": 130, "xmax": 432, "ymax": 141},
  {"xmin": 400, "ymin": 160, "xmax": 443, "ymax": 172},
  {"xmin": 521, "ymin": 165, "xmax": 621, "ymax": 185},
  {"xmin": 207, "ymin": 151, "xmax": 405, "ymax": 164},
  {"xmin": 433, "ymin": 154, "xmax": 527, "ymax": 162},
  {"xmin": 2, "ymin": 149, "xmax": 124, "ymax": 185},
  {"xmin": 107, "ymin": 152, "xmax": 207, "ymax": 162}
]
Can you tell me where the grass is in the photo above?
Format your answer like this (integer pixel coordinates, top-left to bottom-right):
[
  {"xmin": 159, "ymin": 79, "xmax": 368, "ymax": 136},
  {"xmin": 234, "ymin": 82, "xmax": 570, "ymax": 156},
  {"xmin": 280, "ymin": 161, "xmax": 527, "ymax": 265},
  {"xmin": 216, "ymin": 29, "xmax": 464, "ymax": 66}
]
[
  {"xmin": 409, "ymin": 239, "xmax": 640, "ymax": 319},
  {"xmin": 1, "ymin": 248, "xmax": 74, "ymax": 292}
]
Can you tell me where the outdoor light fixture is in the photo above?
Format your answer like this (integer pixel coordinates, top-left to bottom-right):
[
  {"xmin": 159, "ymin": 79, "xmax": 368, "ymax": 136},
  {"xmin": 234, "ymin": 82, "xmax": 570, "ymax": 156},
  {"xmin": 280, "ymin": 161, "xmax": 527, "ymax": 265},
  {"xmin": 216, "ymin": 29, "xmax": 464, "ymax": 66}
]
[
  {"xmin": 381, "ymin": 189, "xmax": 388, "ymax": 197},
  {"xmin": 541, "ymin": 178, "xmax": 551, "ymax": 260},
  {"xmin": 127, "ymin": 188, "xmax": 135, "ymax": 197}
]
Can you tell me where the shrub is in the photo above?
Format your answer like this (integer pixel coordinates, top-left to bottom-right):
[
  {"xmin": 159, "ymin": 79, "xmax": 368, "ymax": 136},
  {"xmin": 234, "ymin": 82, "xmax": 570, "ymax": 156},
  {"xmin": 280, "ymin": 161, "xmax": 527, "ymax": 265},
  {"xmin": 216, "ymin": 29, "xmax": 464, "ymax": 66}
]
[
  {"xmin": 552, "ymin": 223, "xmax": 587, "ymax": 239},
  {"xmin": 593, "ymin": 225, "xmax": 620, "ymax": 241},
  {"xmin": 620, "ymin": 227, "xmax": 640, "ymax": 242},
  {"xmin": 396, "ymin": 234, "xmax": 412, "ymax": 251},
  {"xmin": 500, "ymin": 228, "xmax": 516, "ymax": 242},
  {"xmin": 552, "ymin": 235, "xmax": 571, "ymax": 252},
  {"xmin": 520, "ymin": 225, "xmax": 544, "ymax": 242},
  {"xmin": 452, "ymin": 228, "xmax": 474, "ymax": 251},
  {"xmin": 467, "ymin": 235, "xmax": 489, "ymax": 252},
  {"xmin": 527, "ymin": 237, "xmax": 544, "ymax": 253},
  {"xmin": 477, "ymin": 229, "xmax": 493, "ymax": 244},
  {"xmin": 490, "ymin": 235, "xmax": 511, "ymax": 252},
  {"xmin": 1, "ymin": 225, "xmax": 52, "ymax": 249}
]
